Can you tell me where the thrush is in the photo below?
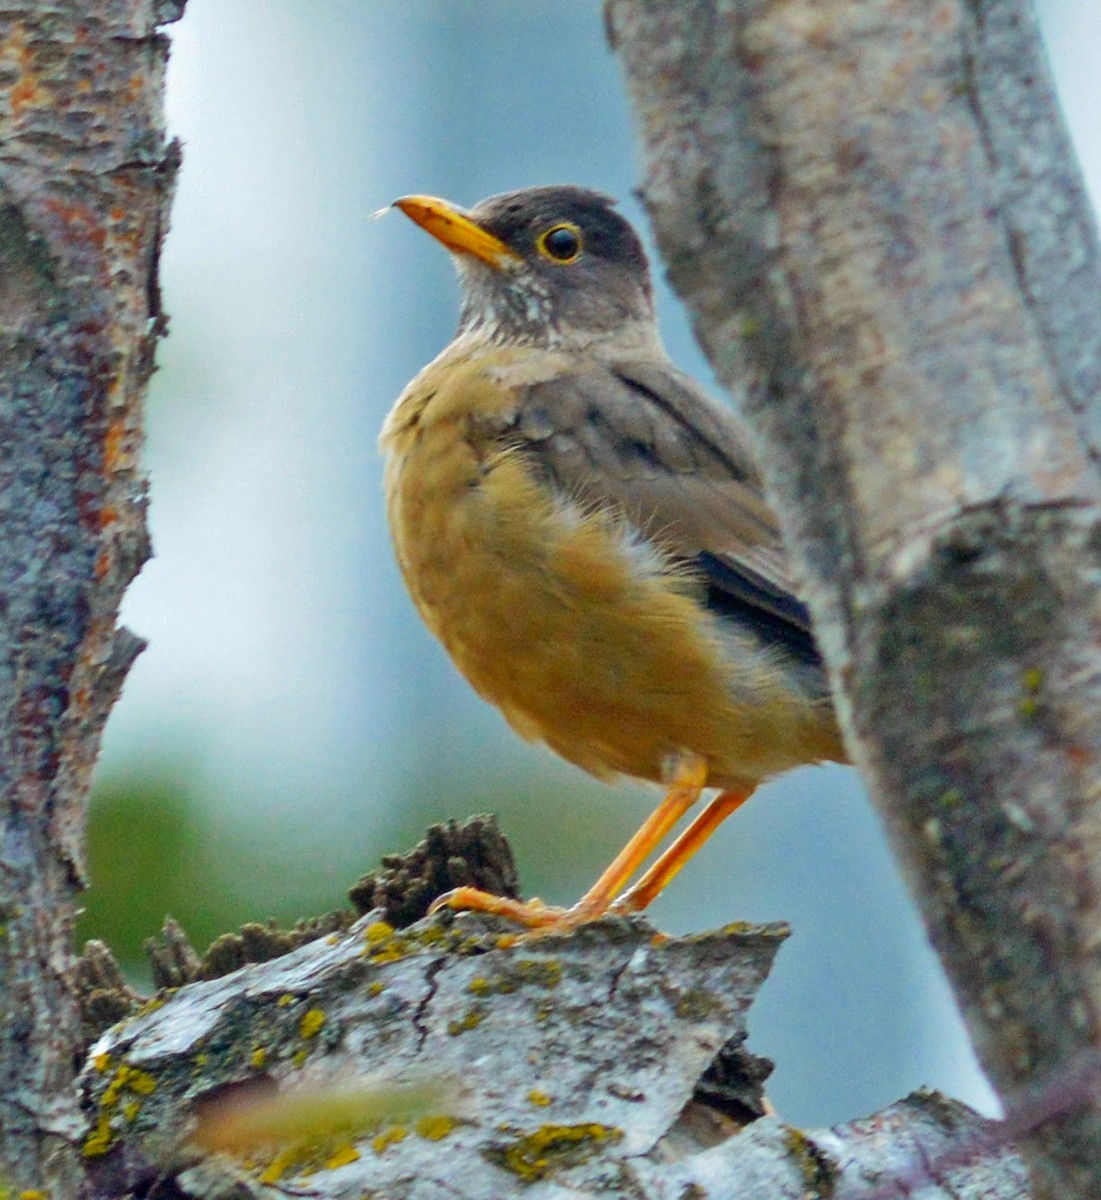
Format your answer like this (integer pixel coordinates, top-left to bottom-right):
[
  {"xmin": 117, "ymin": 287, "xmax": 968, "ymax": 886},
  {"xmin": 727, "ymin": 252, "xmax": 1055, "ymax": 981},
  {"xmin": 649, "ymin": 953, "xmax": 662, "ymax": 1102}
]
[{"xmin": 381, "ymin": 186, "xmax": 846, "ymax": 933}]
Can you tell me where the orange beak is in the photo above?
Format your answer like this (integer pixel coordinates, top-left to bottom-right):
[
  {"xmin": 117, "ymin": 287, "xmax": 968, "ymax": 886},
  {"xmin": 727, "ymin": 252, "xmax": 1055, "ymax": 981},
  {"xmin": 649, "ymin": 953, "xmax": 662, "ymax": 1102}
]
[{"xmin": 393, "ymin": 195, "xmax": 518, "ymax": 267}]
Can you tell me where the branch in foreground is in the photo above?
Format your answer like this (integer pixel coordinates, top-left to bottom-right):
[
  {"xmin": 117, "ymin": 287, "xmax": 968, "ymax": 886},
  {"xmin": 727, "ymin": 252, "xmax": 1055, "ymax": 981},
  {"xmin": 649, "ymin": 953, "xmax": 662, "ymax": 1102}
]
[
  {"xmin": 72, "ymin": 819, "xmax": 1027, "ymax": 1200},
  {"xmin": 608, "ymin": 2, "xmax": 1101, "ymax": 1196}
]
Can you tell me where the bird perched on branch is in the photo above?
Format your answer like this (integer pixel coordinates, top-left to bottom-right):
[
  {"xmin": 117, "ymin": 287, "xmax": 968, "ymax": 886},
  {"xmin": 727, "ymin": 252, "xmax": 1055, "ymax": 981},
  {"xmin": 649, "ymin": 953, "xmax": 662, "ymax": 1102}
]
[{"xmin": 381, "ymin": 186, "xmax": 846, "ymax": 933}]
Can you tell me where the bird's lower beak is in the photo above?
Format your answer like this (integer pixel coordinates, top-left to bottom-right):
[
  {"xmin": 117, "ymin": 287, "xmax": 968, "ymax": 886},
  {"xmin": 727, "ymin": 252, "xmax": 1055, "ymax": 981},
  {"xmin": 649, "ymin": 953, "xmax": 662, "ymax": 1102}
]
[{"xmin": 393, "ymin": 195, "xmax": 517, "ymax": 267}]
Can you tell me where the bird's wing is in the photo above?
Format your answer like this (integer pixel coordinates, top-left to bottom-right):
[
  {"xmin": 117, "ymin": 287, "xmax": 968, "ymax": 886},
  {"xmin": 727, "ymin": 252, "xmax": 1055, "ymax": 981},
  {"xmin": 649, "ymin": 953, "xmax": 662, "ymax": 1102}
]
[{"xmin": 498, "ymin": 359, "xmax": 821, "ymax": 665}]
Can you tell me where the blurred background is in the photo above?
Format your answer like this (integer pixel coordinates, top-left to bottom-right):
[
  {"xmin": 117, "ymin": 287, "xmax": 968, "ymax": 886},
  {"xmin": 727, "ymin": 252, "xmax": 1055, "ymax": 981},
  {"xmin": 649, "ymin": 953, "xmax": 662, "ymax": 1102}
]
[{"xmin": 79, "ymin": 0, "xmax": 1098, "ymax": 1129}]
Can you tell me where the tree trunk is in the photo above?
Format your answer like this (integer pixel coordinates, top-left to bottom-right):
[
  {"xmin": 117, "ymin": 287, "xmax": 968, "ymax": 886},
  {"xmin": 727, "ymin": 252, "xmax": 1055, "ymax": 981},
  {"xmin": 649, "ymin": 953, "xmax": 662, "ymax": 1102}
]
[
  {"xmin": 607, "ymin": 2, "xmax": 1101, "ymax": 1196},
  {"xmin": 0, "ymin": 1, "xmax": 180, "ymax": 1192}
]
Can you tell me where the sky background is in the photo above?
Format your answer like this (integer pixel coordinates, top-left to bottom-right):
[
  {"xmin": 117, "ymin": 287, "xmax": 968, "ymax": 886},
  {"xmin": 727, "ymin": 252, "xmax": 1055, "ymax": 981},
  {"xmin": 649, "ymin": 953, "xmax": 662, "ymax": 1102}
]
[{"xmin": 85, "ymin": 1, "xmax": 1099, "ymax": 1129}]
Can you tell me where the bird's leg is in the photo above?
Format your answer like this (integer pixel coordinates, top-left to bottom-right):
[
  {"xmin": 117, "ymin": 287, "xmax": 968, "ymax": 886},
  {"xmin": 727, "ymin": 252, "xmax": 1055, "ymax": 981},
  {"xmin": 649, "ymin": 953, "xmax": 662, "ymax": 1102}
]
[
  {"xmin": 608, "ymin": 786, "xmax": 754, "ymax": 915},
  {"xmin": 428, "ymin": 753, "xmax": 709, "ymax": 932},
  {"xmin": 558, "ymin": 752, "xmax": 709, "ymax": 920}
]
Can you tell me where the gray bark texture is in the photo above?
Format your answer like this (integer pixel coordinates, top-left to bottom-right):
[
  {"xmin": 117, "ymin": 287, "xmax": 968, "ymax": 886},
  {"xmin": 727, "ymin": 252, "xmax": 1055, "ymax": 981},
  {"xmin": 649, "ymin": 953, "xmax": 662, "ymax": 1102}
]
[
  {"xmin": 76, "ymin": 910, "xmax": 1031, "ymax": 1200},
  {"xmin": 606, "ymin": 1, "xmax": 1101, "ymax": 1197},
  {"xmin": 0, "ymin": 0, "xmax": 181, "ymax": 1194}
]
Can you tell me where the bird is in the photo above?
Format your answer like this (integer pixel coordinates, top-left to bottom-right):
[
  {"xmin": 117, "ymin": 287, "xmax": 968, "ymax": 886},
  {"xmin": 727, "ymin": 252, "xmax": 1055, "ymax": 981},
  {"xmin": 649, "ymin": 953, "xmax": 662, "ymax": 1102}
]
[{"xmin": 381, "ymin": 185, "xmax": 846, "ymax": 933}]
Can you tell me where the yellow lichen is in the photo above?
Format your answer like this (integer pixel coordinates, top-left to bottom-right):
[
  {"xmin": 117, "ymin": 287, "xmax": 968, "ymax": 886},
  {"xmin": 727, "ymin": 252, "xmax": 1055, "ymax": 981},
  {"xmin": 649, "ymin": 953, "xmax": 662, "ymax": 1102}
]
[
  {"xmin": 367, "ymin": 939, "xmax": 410, "ymax": 965},
  {"xmin": 468, "ymin": 967, "xmax": 556, "ymax": 997},
  {"xmin": 277, "ymin": 993, "xmax": 295, "ymax": 1007},
  {"xmin": 447, "ymin": 1005, "xmax": 486, "ymax": 1036},
  {"xmin": 299, "ymin": 1009, "xmax": 325, "ymax": 1039},
  {"xmin": 414, "ymin": 1114, "xmax": 456, "ymax": 1141},
  {"xmin": 454, "ymin": 935, "xmax": 488, "ymax": 956},
  {"xmin": 359, "ymin": 916, "xmax": 419, "ymax": 964},
  {"xmin": 19, "ymin": 1191, "xmax": 49, "ymax": 1200},
  {"xmin": 259, "ymin": 1147, "xmax": 301, "ymax": 1185},
  {"xmin": 782, "ymin": 1125, "xmax": 837, "ymax": 1193},
  {"xmin": 82, "ymin": 1111, "xmax": 114, "ymax": 1158},
  {"xmin": 719, "ymin": 920, "xmax": 759, "ymax": 936},
  {"xmin": 489, "ymin": 1123, "xmax": 622, "ymax": 1182},
  {"xmin": 371, "ymin": 1125, "xmax": 408, "ymax": 1154},
  {"xmin": 292, "ymin": 1048, "xmax": 309, "ymax": 1069},
  {"xmin": 1020, "ymin": 668, "xmax": 1043, "ymax": 718},
  {"xmin": 324, "ymin": 1143, "xmax": 361, "ymax": 1169},
  {"xmin": 93, "ymin": 1052, "xmax": 112, "ymax": 1074},
  {"xmin": 368, "ymin": 981, "xmax": 384, "ymax": 996},
  {"xmin": 527, "ymin": 1090, "xmax": 551, "ymax": 1107},
  {"xmin": 415, "ymin": 923, "xmax": 446, "ymax": 946},
  {"xmin": 122, "ymin": 1101, "xmax": 140, "ymax": 1122},
  {"xmin": 125, "ymin": 1068, "xmax": 156, "ymax": 1095},
  {"xmin": 674, "ymin": 987, "xmax": 720, "ymax": 1020},
  {"xmin": 514, "ymin": 959, "xmax": 562, "ymax": 989},
  {"xmin": 101, "ymin": 1064, "xmax": 156, "ymax": 1109},
  {"xmin": 250, "ymin": 1047, "xmax": 267, "ymax": 1069}
]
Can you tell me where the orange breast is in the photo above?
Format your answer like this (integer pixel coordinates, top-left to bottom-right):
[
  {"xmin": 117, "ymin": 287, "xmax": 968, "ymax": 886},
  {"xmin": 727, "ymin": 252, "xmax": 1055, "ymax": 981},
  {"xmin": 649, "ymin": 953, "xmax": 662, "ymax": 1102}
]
[{"xmin": 381, "ymin": 350, "xmax": 843, "ymax": 789}]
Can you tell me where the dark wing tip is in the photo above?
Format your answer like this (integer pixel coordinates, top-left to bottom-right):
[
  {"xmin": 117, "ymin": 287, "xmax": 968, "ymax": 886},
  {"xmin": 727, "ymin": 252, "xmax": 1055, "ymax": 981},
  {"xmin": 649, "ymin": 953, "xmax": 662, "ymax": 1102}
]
[{"xmin": 696, "ymin": 551, "xmax": 823, "ymax": 670}]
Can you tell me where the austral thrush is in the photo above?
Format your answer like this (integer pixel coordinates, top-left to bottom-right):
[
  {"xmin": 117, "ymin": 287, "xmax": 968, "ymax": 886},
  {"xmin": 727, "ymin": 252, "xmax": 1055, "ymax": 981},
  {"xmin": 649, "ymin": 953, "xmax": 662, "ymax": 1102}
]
[{"xmin": 381, "ymin": 187, "xmax": 846, "ymax": 933}]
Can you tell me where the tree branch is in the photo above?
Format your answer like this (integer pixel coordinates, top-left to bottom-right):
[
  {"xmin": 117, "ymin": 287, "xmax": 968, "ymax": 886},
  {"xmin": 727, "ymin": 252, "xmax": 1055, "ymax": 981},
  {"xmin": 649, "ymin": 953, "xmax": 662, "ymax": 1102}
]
[
  {"xmin": 0, "ymin": 2, "xmax": 180, "ymax": 1192},
  {"xmin": 607, "ymin": 1, "xmax": 1101, "ymax": 1196},
  {"xmin": 77, "ymin": 909, "xmax": 1030, "ymax": 1199}
]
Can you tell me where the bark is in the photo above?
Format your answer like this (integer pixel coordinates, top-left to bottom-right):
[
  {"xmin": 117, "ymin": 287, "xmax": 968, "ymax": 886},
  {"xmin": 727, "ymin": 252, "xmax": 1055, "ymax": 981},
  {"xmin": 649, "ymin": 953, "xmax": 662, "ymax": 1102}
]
[
  {"xmin": 0, "ymin": 1, "xmax": 180, "ymax": 1193},
  {"xmin": 0, "ymin": 1, "xmax": 1080, "ymax": 1196},
  {"xmin": 607, "ymin": 1, "xmax": 1101, "ymax": 1197},
  {"xmin": 76, "ymin": 910, "xmax": 1031, "ymax": 1200}
]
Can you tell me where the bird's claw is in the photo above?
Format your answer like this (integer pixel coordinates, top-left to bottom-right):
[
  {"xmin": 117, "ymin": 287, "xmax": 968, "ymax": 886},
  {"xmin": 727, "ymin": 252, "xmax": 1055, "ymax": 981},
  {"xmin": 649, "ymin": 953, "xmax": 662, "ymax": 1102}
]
[{"xmin": 428, "ymin": 886, "xmax": 610, "ymax": 936}]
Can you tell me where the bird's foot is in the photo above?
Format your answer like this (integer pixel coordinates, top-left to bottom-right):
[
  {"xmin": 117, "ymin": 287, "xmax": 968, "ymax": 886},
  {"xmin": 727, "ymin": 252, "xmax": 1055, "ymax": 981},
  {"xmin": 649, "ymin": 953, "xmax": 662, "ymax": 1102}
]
[
  {"xmin": 428, "ymin": 886, "xmax": 610, "ymax": 936},
  {"xmin": 426, "ymin": 777, "xmax": 755, "ymax": 936}
]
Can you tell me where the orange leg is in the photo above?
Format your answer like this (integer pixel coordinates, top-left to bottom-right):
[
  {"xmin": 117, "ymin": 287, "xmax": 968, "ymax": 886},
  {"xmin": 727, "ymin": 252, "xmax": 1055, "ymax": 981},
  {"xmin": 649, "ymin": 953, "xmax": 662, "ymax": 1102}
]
[
  {"xmin": 609, "ymin": 786, "xmax": 754, "ymax": 915},
  {"xmin": 428, "ymin": 754, "xmax": 709, "ymax": 932}
]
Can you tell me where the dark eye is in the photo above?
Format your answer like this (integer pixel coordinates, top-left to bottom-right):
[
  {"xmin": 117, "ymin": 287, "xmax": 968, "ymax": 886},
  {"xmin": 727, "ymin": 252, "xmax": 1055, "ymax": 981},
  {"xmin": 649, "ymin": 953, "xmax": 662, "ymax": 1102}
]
[{"xmin": 537, "ymin": 222, "xmax": 583, "ymax": 264}]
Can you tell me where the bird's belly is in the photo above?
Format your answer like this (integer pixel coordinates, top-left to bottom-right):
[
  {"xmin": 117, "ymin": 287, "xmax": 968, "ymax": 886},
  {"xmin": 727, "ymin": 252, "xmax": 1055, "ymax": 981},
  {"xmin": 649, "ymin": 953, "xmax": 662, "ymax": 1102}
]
[{"xmin": 386, "ymin": 437, "xmax": 839, "ymax": 788}]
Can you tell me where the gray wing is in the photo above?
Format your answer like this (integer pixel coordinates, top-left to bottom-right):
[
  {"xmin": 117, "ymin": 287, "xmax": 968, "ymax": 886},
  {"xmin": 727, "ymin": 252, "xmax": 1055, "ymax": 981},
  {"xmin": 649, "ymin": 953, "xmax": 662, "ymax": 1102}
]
[{"xmin": 501, "ymin": 359, "xmax": 821, "ymax": 667}]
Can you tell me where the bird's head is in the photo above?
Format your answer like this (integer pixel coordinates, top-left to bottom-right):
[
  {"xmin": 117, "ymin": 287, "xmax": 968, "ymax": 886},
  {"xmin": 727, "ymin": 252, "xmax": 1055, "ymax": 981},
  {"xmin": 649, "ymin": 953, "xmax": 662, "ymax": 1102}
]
[{"xmin": 394, "ymin": 186, "xmax": 658, "ymax": 352}]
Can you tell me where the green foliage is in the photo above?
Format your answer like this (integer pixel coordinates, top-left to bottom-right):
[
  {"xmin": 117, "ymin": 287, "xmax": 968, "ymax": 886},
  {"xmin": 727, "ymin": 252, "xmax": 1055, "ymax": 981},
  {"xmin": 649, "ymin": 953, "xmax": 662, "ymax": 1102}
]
[
  {"xmin": 78, "ymin": 758, "xmax": 641, "ymax": 983},
  {"xmin": 78, "ymin": 770, "xmax": 244, "ymax": 978}
]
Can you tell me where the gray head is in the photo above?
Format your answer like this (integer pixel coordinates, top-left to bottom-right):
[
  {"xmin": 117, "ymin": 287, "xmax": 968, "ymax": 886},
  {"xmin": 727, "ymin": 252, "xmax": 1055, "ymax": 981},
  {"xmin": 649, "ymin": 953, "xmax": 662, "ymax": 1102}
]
[{"xmin": 394, "ymin": 186, "xmax": 657, "ymax": 350}]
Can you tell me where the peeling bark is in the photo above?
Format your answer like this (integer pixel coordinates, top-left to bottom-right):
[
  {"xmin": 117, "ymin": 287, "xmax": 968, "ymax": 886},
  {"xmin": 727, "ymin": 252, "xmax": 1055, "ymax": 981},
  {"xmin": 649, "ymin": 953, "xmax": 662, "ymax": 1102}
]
[
  {"xmin": 0, "ymin": 2, "xmax": 180, "ymax": 1192},
  {"xmin": 608, "ymin": 1, "xmax": 1101, "ymax": 1196}
]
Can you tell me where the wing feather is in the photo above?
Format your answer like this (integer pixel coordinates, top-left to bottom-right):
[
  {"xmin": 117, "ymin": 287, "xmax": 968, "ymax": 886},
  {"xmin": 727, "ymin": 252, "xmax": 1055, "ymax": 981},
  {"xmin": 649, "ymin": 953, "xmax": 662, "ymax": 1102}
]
[{"xmin": 499, "ymin": 360, "xmax": 821, "ymax": 666}]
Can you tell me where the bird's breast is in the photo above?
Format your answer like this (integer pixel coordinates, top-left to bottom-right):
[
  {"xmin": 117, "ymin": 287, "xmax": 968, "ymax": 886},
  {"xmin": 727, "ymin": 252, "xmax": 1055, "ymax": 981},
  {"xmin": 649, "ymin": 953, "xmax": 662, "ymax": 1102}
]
[{"xmin": 381, "ymin": 354, "xmax": 842, "ymax": 787}]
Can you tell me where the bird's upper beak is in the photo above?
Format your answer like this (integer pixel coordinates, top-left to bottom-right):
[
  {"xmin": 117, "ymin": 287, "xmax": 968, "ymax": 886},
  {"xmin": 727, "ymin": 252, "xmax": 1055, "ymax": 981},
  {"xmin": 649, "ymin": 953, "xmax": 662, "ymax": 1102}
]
[{"xmin": 393, "ymin": 195, "xmax": 518, "ymax": 267}]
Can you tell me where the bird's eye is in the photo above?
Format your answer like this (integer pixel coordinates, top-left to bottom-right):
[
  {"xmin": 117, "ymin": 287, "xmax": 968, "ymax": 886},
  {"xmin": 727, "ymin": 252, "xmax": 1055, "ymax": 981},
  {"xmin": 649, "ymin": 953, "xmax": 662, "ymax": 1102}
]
[{"xmin": 537, "ymin": 222, "xmax": 583, "ymax": 264}]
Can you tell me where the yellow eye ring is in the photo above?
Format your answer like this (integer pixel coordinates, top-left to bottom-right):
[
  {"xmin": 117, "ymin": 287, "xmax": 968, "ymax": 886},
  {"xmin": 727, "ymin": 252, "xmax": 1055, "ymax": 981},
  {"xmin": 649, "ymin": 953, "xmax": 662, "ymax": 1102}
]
[{"xmin": 536, "ymin": 222, "xmax": 583, "ymax": 264}]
